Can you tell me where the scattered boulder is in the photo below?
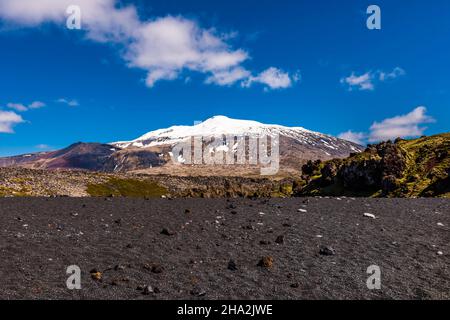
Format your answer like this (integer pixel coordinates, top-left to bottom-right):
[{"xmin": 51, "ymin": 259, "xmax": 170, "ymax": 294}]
[
  {"xmin": 142, "ymin": 285, "xmax": 154, "ymax": 295},
  {"xmin": 257, "ymin": 256, "xmax": 274, "ymax": 269},
  {"xmin": 161, "ymin": 228, "xmax": 175, "ymax": 236},
  {"xmin": 114, "ymin": 264, "xmax": 125, "ymax": 271},
  {"xmin": 275, "ymin": 235, "xmax": 284, "ymax": 244},
  {"xmin": 227, "ymin": 260, "xmax": 237, "ymax": 271},
  {"xmin": 190, "ymin": 286, "xmax": 206, "ymax": 297},
  {"xmin": 90, "ymin": 269, "xmax": 103, "ymax": 281},
  {"xmin": 319, "ymin": 246, "xmax": 336, "ymax": 256},
  {"xmin": 151, "ymin": 264, "xmax": 164, "ymax": 274},
  {"xmin": 363, "ymin": 213, "xmax": 377, "ymax": 219}
]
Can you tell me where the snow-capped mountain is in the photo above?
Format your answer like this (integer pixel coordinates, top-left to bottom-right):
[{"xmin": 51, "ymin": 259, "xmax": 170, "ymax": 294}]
[
  {"xmin": 0, "ymin": 116, "xmax": 363, "ymax": 176},
  {"xmin": 112, "ymin": 115, "xmax": 362, "ymax": 154}
]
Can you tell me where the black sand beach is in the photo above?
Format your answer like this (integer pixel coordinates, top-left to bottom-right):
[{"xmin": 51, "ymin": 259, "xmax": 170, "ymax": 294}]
[{"xmin": 0, "ymin": 197, "xmax": 448, "ymax": 300}]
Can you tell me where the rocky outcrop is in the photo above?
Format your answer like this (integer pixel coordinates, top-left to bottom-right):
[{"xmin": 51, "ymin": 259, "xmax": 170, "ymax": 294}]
[{"xmin": 301, "ymin": 133, "xmax": 450, "ymax": 198}]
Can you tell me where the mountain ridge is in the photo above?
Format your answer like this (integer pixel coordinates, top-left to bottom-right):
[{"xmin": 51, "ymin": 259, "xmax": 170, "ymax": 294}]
[{"xmin": 0, "ymin": 116, "xmax": 363, "ymax": 176}]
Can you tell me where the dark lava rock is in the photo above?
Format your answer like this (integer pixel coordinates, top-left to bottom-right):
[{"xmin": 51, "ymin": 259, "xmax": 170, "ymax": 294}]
[
  {"xmin": 190, "ymin": 286, "xmax": 206, "ymax": 297},
  {"xmin": 90, "ymin": 269, "xmax": 102, "ymax": 281},
  {"xmin": 259, "ymin": 240, "xmax": 271, "ymax": 246},
  {"xmin": 275, "ymin": 235, "xmax": 285, "ymax": 244},
  {"xmin": 110, "ymin": 280, "xmax": 119, "ymax": 286},
  {"xmin": 230, "ymin": 211, "xmax": 238, "ymax": 215},
  {"xmin": 257, "ymin": 256, "xmax": 274, "ymax": 269},
  {"xmin": 151, "ymin": 264, "xmax": 164, "ymax": 274},
  {"xmin": 114, "ymin": 264, "xmax": 125, "ymax": 271},
  {"xmin": 161, "ymin": 228, "xmax": 175, "ymax": 236},
  {"xmin": 142, "ymin": 285, "xmax": 154, "ymax": 295},
  {"xmin": 242, "ymin": 225, "xmax": 255, "ymax": 230},
  {"xmin": 319, "ymin": 246, "xmax": 336, "ymax": 256},
  {"xmin": 290, "ymin": 283, "xmax": 300, "ymax": 288},
  {"xmin": 185, "ymin": 209, "xmax": 191, "ymax": 214},
  {"xmin": 227, "ymin": 260, "xmax": 237, "ymax": 271},
  {"xmin": 226, "ymin": 204, "xmax": 237, "ymax": 210}
]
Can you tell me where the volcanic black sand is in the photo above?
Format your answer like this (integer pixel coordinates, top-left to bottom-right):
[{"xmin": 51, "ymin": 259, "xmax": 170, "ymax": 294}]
[{"xmin": 0, "ymin": 197, "xmax": 448, "ymax": 300}]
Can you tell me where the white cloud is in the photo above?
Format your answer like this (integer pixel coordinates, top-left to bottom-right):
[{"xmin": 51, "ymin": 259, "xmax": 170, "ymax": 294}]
[
  {"xmin": 7, "ymin": 101, "xmax": 46, "ymax": 112},
  {"xmin": 338, "ymin": 106, "xmax": 435, "ymax": 145},
  {"xmin": 28, "ymin": 101, "xmax": 46, "ymax": 109},
  {"xmin": 0, "ymin": 110, "xmax": 24, "ymax": 133},
  {"xmin": 243, "ymin": 67, "xmax": 300, "ymax": 90},
  {"xmin": 0, "ymin": 0, "xmax": 297, "ymax": 90},
  {"xmin": 337, "ymin": 131, "xmax": 367, "ymax": 145},
  {"xmin": 57, "ymin": 98, "xmax": 79, "ymax": 107},
  {"xmin": 341, "ymin": 67, "xmax": 405, "ymax": 91},
  {"xmin": 341, "ymin": 72, "xmax": 374, "ymax": 91},
  {"xmin": 378, "ymin": 67, "xmax": 405, "ymax": 81},
  {"xmin": 205, "ymin": 67, "xmax": 251, "ymax": 86},
  {"xmin": 369, "ymin": 106, "xmax": 435, "ymax": 142},
  {"xmin": 7, "ymin": 103, "xmax": 28, "ymax": 112}
]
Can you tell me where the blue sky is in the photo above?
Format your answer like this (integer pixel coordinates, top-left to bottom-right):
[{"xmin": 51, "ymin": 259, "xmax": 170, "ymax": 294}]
[{"xmin": 0, "ymin": 0, "xmax": 449, "ymax": 156}]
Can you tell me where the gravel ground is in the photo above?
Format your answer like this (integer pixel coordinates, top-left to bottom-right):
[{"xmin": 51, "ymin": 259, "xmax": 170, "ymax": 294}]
[{"xmin": 0, "ymin": 197, "xmax": 448, "ymax": 300}]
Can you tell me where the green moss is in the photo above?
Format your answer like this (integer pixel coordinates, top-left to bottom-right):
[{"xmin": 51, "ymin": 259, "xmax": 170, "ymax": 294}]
[
  {"xmin": 302, "ymin": 133, "xmax": 450, "ymax": 198},
  {"xmin": 87, "ymin": 178, "xmax": 168, "ymax": 198},
  {"xmin": 280, "ymin": 183, "xmax": 293, "ymax": 196}
]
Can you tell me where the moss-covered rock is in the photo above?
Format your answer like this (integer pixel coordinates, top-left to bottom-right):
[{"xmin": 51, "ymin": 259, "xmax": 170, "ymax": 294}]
[
  {"xmin": 87, "ymin": 178, "xmax": 168, "ymax": 197},
  {"xmin": 301, "ymin": 133, "xmax": 450, "ymax": 198}
]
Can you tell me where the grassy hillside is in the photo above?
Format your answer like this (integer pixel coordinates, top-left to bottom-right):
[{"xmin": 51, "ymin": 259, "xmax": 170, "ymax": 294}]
[{"xmin": 301, "ymin": 133, "xmax": 450, "ymax": 198}]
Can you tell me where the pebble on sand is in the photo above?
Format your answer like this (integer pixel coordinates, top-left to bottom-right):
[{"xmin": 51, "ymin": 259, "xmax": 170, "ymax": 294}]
[
  {"xmin": 190, "ymin": 286, "xmax": 206, "ymax": 297},
  {"xmin": 161, "ymin": 228, "xmax": 175, "ymax": 236},
  {"xmin": 275, "ymin": 235, "xmax": 285, "ymax": 244},
  {"xmin": 151, "ymin": 264, "xmax": 164, "ymax": 274},
  {"xmin": 257, "ymin": 256, "xmax": 274, "ymax": 269},
  {"xmin": 363, "ymin": 213, "xmax": 376, "ymax": 219},
  {"xmin": 319, "ymin": 246, "xmax": 336, "ymax": 256},
  {"xmin": 437, "ymin": 222, "xmax": 444, "ymax": 227},
  {"xmin": 227, "ymin": 259, "xmax": 238, "ymax": 271},
  {"xmin": 298, "ymin": 209, "xmax": 307, "ymax": 213},
  {"xmin": 143, "ymin": 285, "xmax": 154, "ymax": 295},
  {"xmin": 90, "ymin": 270, "xmax": 103, "ymax": 281}
]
